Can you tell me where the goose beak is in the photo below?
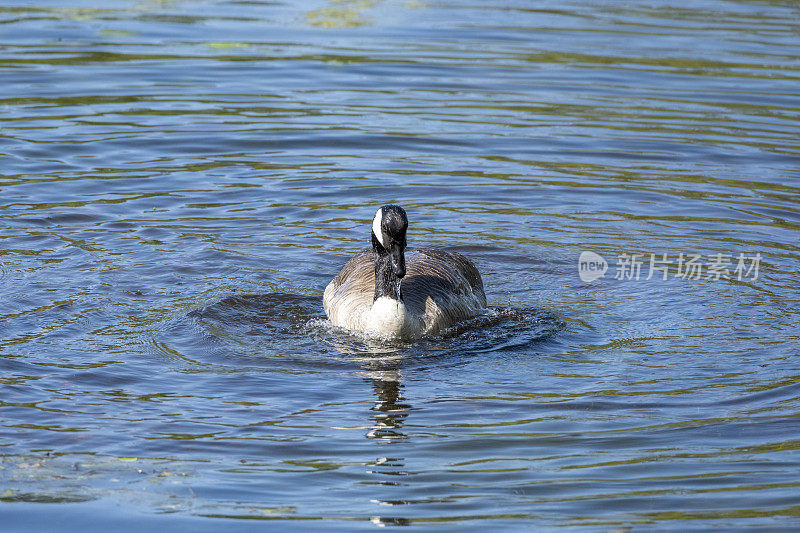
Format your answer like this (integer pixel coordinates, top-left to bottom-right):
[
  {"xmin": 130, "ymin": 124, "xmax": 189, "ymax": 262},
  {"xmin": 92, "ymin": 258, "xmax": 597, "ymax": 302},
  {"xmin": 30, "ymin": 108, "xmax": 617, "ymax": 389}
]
[{"xmin": 390, "ymin": 244, "xmax": 406, "ymax": 279}]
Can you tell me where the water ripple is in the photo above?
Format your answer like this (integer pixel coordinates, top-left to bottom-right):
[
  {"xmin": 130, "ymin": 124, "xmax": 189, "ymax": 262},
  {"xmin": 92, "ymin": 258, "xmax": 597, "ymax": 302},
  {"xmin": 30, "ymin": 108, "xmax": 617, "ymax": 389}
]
[{"xmin": 1, "ymin": 0, "xmax": 799, "ymax": 529}]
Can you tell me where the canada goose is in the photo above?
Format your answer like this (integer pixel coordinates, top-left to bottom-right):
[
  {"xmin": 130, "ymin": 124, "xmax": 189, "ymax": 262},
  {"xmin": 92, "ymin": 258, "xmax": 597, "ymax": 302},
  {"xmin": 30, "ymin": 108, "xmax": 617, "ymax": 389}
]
[{"xmin": 323, "ymin": 205, "xmax": 487, "ymax": 339}]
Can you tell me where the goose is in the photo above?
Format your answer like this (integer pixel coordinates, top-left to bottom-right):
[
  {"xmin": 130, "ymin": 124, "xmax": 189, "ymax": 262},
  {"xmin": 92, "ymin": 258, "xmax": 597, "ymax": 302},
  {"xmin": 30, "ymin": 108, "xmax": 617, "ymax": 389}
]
[{"xmin": 323, "ymin": 205, "xmax": 487, "ymax": 339}]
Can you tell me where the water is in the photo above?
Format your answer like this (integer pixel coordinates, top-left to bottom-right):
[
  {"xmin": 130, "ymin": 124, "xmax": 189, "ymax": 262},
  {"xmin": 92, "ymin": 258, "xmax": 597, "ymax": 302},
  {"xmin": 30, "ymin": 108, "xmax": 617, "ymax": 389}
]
[{"xmin": 2, "ymin": 0, "xmax": 800, "ymax": 529}]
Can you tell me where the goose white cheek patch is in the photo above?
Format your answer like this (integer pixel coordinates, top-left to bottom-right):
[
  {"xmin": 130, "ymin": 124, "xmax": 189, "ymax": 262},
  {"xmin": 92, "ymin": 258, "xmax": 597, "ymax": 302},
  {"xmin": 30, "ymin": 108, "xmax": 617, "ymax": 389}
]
[{"xmin": 372, "ymin": 208, "xmax": 385, "ymax": 248}]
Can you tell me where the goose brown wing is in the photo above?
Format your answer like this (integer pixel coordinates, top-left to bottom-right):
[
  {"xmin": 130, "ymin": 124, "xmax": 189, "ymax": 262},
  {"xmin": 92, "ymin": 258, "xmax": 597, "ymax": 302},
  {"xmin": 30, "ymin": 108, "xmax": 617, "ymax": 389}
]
[
  {"xmin": 402, "ymin": 249, "xmax": 487, "ymax": 329},
  {"xmin": 323, "ymin": 249, "xmax": 374, "ymax": 325}
]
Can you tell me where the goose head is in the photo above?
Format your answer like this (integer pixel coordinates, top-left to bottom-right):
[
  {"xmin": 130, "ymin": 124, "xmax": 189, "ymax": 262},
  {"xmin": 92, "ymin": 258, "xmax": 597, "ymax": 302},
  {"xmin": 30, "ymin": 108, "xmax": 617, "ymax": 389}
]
[{"xmin": 371, "ymin": 204, "xmax": 407, "ymax": 302}]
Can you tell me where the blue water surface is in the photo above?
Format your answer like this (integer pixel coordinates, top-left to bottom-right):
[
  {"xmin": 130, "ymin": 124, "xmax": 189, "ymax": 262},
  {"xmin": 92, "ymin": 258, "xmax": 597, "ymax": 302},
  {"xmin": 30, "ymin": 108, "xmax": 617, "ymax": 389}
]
[{"xmin": 1, "ymin": 0, "xmax": 799, "ymax": 530}]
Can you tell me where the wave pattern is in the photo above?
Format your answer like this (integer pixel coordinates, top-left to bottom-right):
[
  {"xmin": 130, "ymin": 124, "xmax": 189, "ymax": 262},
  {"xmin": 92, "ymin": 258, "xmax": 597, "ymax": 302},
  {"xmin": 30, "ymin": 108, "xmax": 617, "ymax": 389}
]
[{"xmin": 1, "ymin": 0, "xmax": 799, "ymax": 529}]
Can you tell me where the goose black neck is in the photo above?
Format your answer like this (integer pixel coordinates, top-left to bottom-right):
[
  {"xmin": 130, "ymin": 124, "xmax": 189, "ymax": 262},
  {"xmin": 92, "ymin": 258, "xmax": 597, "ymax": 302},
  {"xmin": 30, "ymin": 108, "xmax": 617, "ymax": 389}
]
[{"xmin": 373, "ymin": 234, "xmax": 404, "ymax": 302}]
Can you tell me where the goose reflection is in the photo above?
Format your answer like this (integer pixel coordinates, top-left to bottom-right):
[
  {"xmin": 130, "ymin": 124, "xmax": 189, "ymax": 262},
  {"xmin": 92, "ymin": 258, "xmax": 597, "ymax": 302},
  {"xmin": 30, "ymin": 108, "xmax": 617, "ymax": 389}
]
[
  {"xmin": 322, "ymin": 329, "xmax": 414, "ymax": 442},
  {"xmin": 358, "ymin": 356, "xmax": 410, "ymax": 441}
]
